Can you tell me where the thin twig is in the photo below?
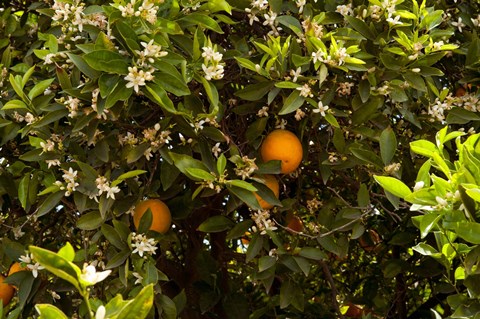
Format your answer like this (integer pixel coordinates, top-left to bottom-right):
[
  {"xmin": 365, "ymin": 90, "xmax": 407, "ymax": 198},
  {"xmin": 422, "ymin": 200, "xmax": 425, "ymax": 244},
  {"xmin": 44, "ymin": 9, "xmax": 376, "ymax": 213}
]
[{"xmin": 320, "ymin": 260, "xmax": 345, "ymax": 319}]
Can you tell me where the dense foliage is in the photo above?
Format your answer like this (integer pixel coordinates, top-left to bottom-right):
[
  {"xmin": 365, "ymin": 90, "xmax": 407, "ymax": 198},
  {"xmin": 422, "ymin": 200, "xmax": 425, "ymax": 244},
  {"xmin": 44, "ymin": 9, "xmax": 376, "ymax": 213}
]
[{"xmin": 2, "ymin": 0, "xmax": 480, "ymax": 318}]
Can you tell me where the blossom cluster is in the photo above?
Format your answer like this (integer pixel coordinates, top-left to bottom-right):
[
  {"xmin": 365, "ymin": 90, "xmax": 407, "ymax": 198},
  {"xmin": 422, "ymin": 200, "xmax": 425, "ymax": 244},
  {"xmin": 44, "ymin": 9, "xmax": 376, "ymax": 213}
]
[
  {"xmin": 19, "ymin": 253, "xmax": 45, "ymax": 278},
  {"xmin": 118, "ymin": 123, "xmax": 172, "ymax": 161},
  {"xmin": 95, "ymin": 176, "xmax": 121, "ymax": 200},
  {"xmin": 51, "ymin": 0, "xmax": 107, "ymax": 34},
  {"xmin": 245, "ymin": 0, "xmax": 282, "ymax": 36},
  {"xmin": 131, "ymin": 233, "xmax": 158, "ymax": 257},
  {"xmin": 54, "ymin": 167, "xmax": 79, "ymax": 197},
  {"xmin": 427, "ymin": 92, "xmax": 480, "ymax": 122},
  {"xmin": 234, "ymin": 156, "xmax": 258, "ymax": 180},
  {"xmin": 251, "ymin": 210, "xmax": 277, "ymax": 235},
  {"xmin": 57, "ymin": 90, "xmax": 109, "ymax": 121},
  {"xmin": 201, "ymin": 46, "xmax": 225, "ymax": 81},
  {"xmin": 118, "ymin": 0, "xmax": 164, "ymax": 24}
]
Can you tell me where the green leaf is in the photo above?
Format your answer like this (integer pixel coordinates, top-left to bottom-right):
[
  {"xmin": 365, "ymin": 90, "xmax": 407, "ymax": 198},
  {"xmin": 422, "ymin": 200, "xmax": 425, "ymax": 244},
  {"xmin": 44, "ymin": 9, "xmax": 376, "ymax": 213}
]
[
  {"xmin": 235, "ymin": 81, "xmax": 274, "ymax": 101},
  {"xmin": 57, "ymin": 242, "xmax": 75, "ymax": 262},
  {"xmin": 357, "ymin": 183, "xmax": 370, "ymax": 207},
  {"xmin": 198, "ymin": 215, "xmax": 234, "ymax": 232},
  {"xmin": 216, "ymin": 154, "xmax": 226, "ymax": 174},
  {"xmin": 104, "ymin": 82, "xmax": 133, "ymax": 109},
  {"xmin": 299, "ymin": 247, "xmax": 327, "ymax": 261},
  {"xmin": 35, "ymin": 304, "xmax": 69, "ymax": 319},
  {"xmin": 28, "ymin": 78, "xmax": 55, "ymax": 100},
  {"xmin": 200, "ymin": 77, "xmax": 219, "ymax": 111},
  {"xmin": 344, "ymin": 15, "xmax": 375, "ymax": 40},
  {"xmin": 111, "ymin": 170, "xmax": 147, "ymax": 187},
  {"xmin": 419, "ymin": 213, "xmax": 441, "ymax": 238},
  {"xmin": 351, "ymin": 96, "xmax": 383, "ymax": 124},
  {"xmin": 179, "ymin": 13, "xmax": 224, "ymax": 34},
  {"xmin": 350, "ymin": 147, "xmax": 383, "ymax": 168},
  {"xmin": 105, "ymin": 249, "xmax": 130, "ymax": 269},
  {"xmin": 35, "ymin": 191, "xmax": 64, "ymax": 217},
  {"xmin": 145, "ymin": 83, "xmax": 178, "ymax": 114},
  {"xmin": 29, "ymin": 245, "xmax": 81, "ymax": 291},
  {"xmin": 66, "ymin": 53, "xmax": 101, "ymax": 79},
  {"xmin": 101, "ymin": 224, "xmax": 127, "ymax": 250},
  {"xmin": 18, "ymin": 175, "xmax": 29, "ymax": 210},
  {"xmin": 116, "ymin": 284, "xmax": 154, "ymax": 319},
  {"xmin": 324, "ymin": 113, "xmax": 339, "ymax": 128},
  {"xmin": 185, "ymin": 167, "xmax": 215, "ymax": 181},
  {"xmin": 2, "ymin": 99, "xmax": 28, "ymax": 110},
  {"xmin": 226, "ymin": 220, "xmax": 254, "ymax": 240},
  {"xmin": 374, "ymin": 175, "xmax": 412, "ymax": 198},
  {"xmin": 207, "ymin": 0, "xmax": 232, "ymax": 14},
  {"xmin": 280, "ymin": 280, "xmax": 294, "ymax": 309},
  {"xmin": 227, "ymin": 184, "xmax": 262, "ymax": 210},
  {"xmin": 227, "ymin": 179, "xmax": 257, "ymax": 192},
  {"xmin": 275, "ymin": 81, "xmax": 301, "ymax": 89},
  {"xmin": 32, "ymin": 109, "xmax": 69, "ymax": 128},
  {"xmin": 410, "ymin": 140, "xmax": 438, "ymax": 157},
  {"xmin": 446, "ymin": 108, "xmax": 480, "ymax": 124},
  {"xmin": 77, "ymin": 211, "xmax": 104, "ymax": 230},
  {"xmin": 155, "ymin": 72, "xmax": 190, "ymax": 97},
  {"xmin": 246, "ymin": 234, "xmax": 264, "ymax": 262},
  {"xmin": 412, "ymin": 243, "xmax": 439, "ymax": 256},
  {"xmin": 258, "ymin": 256, "xmax": 276, "ymax": 272},
  {"xmin": 448, "ymin": 222, "xmax": 480, "ymax": 244},
  {"xmin": 380, "ymin": 127, "xmax": 397, "ymax": 165},
  {"xmin": 83, "ymin": 50, "xmax": 129, "ymax": 74},
  {"xmin": 169, "ymin": 152, "xmax": 210, "ymax": 180},
  {"xmin": 56, "ymin": 67, "xmax": 72, "ymax": 90},
  {"xmin": 278, "ymin": 90, "xmax": 305, "ymax": 115}
]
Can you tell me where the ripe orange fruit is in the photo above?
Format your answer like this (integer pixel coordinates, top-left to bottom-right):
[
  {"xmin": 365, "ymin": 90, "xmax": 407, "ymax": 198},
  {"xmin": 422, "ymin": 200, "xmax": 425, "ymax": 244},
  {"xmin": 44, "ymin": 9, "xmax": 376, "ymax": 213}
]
[
  {"xmin": 133, "ymin": 199, "xmax": 172, "ymax": 234},
  {"xmin": 0, "ymin": 274, "xmax": 14, "ymax": 306},
  {"xmin": 286, "ymin": 214, "xmax": 303, "ymax": 233},
  {"xmin": 260, "ymin": 129, "xmax": 303, "ymax": 174},
  {"xmin": 254, "ymin": 175, "xmax": 280, "ymax": 209},
  {"xmin": 8, "ymin": 262, "xmax": 28, "ymax": 276}
]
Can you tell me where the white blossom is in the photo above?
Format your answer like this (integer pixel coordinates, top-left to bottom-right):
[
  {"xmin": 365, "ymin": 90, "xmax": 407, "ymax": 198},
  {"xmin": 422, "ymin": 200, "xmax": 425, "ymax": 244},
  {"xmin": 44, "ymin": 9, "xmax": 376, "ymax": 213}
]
[
  {"xmin": 257, "ymin": 106, "xmax": 269, "ymax": 117},
  {"xmin": 413, "ymin": 181, "xmax": 425, "ymax": 192},
  {"xmin": 451, "ymin": 17, "xmax": 465, "ymax": 33},
  {"xmin": 295, "ymin": 108, "xmax": 306, "ymax": 121},
  {"xmin": 79, "ymin": 264, "xmax": 111, "ymax": 286},
  {"xmin": 289, "ymin": 67, "xmax": 302, "ymax": 82},
  {"xmin": 212, "ymin": 143, "xmax": 222, "ymax": 157},
  {"xmin": 132, "ymin": 272, "xmax": 143, "ymax": 285},
  {"xmin": 296, "ymin": 0, "xmax": 306, "ymax": 13},
  {"xmin": 95, "ymin": 306, "xmax": 107, "ymax": 319},
  {"xmin": 312, "ymin": 101, "xmax": 329, "ymax": 116}
]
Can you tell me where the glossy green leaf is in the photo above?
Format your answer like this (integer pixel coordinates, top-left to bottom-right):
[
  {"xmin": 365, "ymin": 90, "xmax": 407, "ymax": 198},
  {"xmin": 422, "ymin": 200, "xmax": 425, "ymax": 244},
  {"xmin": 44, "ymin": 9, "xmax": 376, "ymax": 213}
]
[
  {"xmin": 198, "ymin": 215, "xmax": 234, "ymax": 232},
  {"xmin": 380, "ymin": 127, "xmax": 397, "ymax": 165},
  {"xmin": 35, "ymin": 304, "xmax": 69, "ymax": 319},
  {"xmin": 84, "ymin": 50, "xmax": 129, "ymax": 74},
  {"xmin": 374, "ymin": 175, "xmax": 412, "ymax": 198},
  {"xmin": 278, "ymin": 90, "xmax": 305, "ymax": 115},
  {"xmin": 29, "ymin": 245, "xmax": 81, "ymax": 291},
  {"xmin": 116, "ymin": 284, "xmax": 154, "ymax": 319}
]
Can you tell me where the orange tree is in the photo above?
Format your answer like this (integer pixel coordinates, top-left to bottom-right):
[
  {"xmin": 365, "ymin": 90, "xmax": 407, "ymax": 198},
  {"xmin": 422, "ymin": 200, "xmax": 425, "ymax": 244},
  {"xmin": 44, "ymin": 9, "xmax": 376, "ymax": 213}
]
[{"xmin": 1, "ymin": 0, "xmax": 480, "ymax": 318}]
